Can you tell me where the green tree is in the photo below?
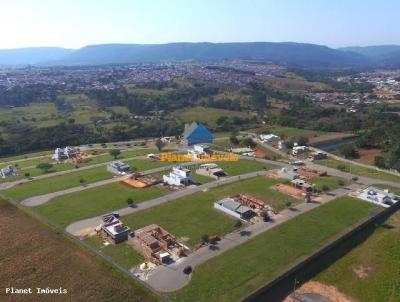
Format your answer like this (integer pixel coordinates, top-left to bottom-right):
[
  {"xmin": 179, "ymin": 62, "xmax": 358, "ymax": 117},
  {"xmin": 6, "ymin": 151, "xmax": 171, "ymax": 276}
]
[
  {"xmin": 109, "ymin": 149, "xmax": 121, "ymax": 159},
  {"xmin": 155, "ymin": 139, "xmax": 166, "ymax": 152},
  {"xmin": 297, "ymin": 136, "xmax": 309, "ymax": 146},
  {"xmin": 126, "ymin": 198, "xmax": 134, "ymax": 207},
  {"xmin": 201, "ymin": 234, "xmax": 209, "ymax": 244},
  {"xmin": 374, "ymin": 156, "xmax": 386, "ymax": 169},
  {"xmin": 340, "ymin": 144, "xmax": 358, "ymax": 159}
]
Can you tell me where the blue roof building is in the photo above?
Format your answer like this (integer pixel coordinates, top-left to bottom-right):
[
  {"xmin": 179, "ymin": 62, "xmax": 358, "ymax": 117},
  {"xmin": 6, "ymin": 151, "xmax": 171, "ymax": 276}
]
[{"xmin": 182, "ymin": 122, "xmax": 214, "ymax": 146}]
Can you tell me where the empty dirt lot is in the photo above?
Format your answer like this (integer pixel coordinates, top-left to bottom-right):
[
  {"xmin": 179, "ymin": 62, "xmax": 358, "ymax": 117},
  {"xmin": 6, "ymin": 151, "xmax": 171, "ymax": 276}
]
[{"xmin": 0, "ymin": 199, "xmax": 157, "ymax": 302}]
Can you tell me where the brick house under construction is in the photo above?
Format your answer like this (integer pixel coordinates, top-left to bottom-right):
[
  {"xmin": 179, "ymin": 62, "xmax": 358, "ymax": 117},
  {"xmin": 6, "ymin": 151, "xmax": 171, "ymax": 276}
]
[{"xmin": 133, "ymin": 224, "xmax": 185, "ymax": 264}]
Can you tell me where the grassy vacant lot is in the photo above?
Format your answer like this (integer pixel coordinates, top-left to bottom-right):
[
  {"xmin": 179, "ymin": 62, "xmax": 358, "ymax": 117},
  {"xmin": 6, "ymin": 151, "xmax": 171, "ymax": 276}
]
[
  {"xmin": 315, "ymin": 211, "xmax": 400, "ymax": 302},
  {"xmin": 0, "ymin": 148, "xmax": 157, "ymax": 183},
  {"xmin": 85, "ymin": 236, "xmax": 144, "ymax": 270},
  {"xmin": 170, "ymin": 197, "xmax": 377, "ymax": 302},
  {"xmin": 0, "ymin": 150, "xmax": 53, "ymax": 163},
  {"xmin": 0, "ymin": 199, "xmax": 156, "ymax": 302},
  {"xmin": 266, "ymin": 125, "xmax": 326, "ymax": 139},
  {"xmin": 3, "ymin": 166, "xmax": 113, "ymax": 201},
  {"xmin": 172, "ymin": 107, "xmax": 248, "ymax": 128},
  {"xmin": 33, "ymin": 183, "xmax": 168, "ymax": 227},
  {"xmin": 216, "ymin": 159, "xmax": 275, "ymax": 175},
  {"xmin": 310, "ymin": 176, "xmax": 348, "ymax": 192},
  {"xmin": 3, "ymin": 159, "xmax": 172, "ymax": 201},
  {"xmin": 317, "ymin": 158, "xmax": 400, "ymax": 182},
  {"xmin": 122, "ymin": 176, "xmax": 297, "ymax": 246}
]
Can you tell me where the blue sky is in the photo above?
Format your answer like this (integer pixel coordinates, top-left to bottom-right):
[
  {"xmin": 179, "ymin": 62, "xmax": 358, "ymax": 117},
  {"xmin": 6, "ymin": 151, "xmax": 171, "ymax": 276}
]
[{"xmin": 0, "ymin": 0, "xmax": 399, "ymax": 49}]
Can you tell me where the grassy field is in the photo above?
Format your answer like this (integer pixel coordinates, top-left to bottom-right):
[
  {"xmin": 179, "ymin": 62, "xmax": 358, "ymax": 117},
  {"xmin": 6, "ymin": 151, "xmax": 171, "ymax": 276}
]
[
  {"xmin": 310, "ymin": 176, "xmax": 348, "ymax": 192},
  {"xmin": 85, "ymin": 236, "xmax": 144, "ymax": 270},
  {"xmin": 0, "ymin": 199, "xmax": 156, "ymax": 302},
  {"xmin": 122, "ymin": 176, "xmax": 297, "ymax": 246},
  {"xmin": 0, "ymin": 148, "xmax": 157, "ymax": 183},
  {"xmin": 315, "ymin": 211, "xmax": 400, "ymax": 302},
  {"xmin": 170, "ymin": 197, "xmax": 377, "ymax": 302},
  {"xmin": 3, "ymin": 166, "xmax": 114, "ymax": 201},
  {"xmin": 215, "ymin": 159, "xmax": 276, "ymax": 176},
  {"xmin": 265, "ymin": 126, "xmax": 326, "ymax": 139},
  {"xmin": 33, "ymin": 183, "xmax": 168, "ymax": 227},
  {"xmin": 172, "ymin": 107, "xmax": 248, "ymax": 128},
  {"xmin": 3, "ymin": 158, "xmax": 173, "ymax": 201},
  {"xmin": 0, "ymin": 150, "xmax": 52, "ymax": 163},
  {"xmin": 317, "ymin": 158, "xmax": 400, "ymax": 182}
]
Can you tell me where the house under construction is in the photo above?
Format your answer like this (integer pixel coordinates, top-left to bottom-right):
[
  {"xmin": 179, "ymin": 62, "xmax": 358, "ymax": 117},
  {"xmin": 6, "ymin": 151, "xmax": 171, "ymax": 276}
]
[
  {"xmin": 298, "ymin": 167, "xmax": 327, "ymax": 179},
  {"xmin": 121, "ymin": 172, "xmax": 159, "ymax": 188},
  {"xmin": 132, "ymin": 224, "xmax": 187, "ymax": 264},
  {"xmin": 97, "ymin": 214, "xmax": 130, "ymax": 244}
]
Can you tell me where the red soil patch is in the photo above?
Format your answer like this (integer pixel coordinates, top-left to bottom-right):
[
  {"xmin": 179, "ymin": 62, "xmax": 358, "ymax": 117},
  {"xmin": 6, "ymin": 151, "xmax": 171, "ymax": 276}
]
[{"xmin": 283, "ymin": 281, "xmax": 358, "ymax": 302}]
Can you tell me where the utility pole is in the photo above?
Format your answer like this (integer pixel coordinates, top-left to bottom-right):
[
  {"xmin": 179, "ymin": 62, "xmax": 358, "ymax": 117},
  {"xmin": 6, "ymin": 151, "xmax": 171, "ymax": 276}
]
[{"xmin": 292, "ymin": 278, "xmax": 300, "ymax": 301}]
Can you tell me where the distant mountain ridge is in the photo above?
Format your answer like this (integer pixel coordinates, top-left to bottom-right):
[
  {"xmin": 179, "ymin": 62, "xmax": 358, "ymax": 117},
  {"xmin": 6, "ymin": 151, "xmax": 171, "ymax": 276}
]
[
  {"xmin": 0, "ymin": 47, "xmax": 73, "ymax": 66},
  {"xmin": 0, "ymin": 42, "xmax": 399, "ymax": 68}
]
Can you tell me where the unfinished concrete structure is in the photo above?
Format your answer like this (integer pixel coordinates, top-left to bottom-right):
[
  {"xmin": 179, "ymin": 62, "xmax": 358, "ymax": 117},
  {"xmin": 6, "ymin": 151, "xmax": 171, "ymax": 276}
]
[
  {"xmin": 196, "ymin": 163, "xmax": 227, "ymax": 179},
  {"xmin": 121, "ymin": 172, "xmax": 159, "ymax": 188},
  {"xmin": 107, "ymin": 160, "xmax": 131, "ymax": 175},
  {"xmin": 0, "ymin": 165, "xmax": 17, "ymax": 178},
  {"xmin": 97, "ymin": 214, "xmax": 130, "ymax": 244},
  {"xmin": 298, "ymin": 167, "xmax": 327, "ymax": 179},
  {"xmin": 133, "ymin": 224, "xmax": 187, "ymax": 264}
]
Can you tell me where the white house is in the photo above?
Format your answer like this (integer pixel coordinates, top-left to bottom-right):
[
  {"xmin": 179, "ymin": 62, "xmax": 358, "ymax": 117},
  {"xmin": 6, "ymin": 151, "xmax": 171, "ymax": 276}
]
[
  {"xmin": 188, "ymin": 144, "xmax": 210, "ymax": 158},
  {"xmin": 259, "ymin": 134, "xmax": 280, "ymax": 143},
  {"xmin": 107, "ymin": 161, "xmax": 131, "ymax": 175},
  {"xmin": 357, "ymin": 187, "xmax": 399, "ymax": 208},
  {"xmin": 52, "ymin": 146, "xmax": 77, "ymax": 161},
  {"xmin": 163, "ymin": 166, "xmax": 193, "ymax": 186},
  {"xmin": 0, "ymin": 165, "xmax": 17, "ymax": 178},
  {"xmin": 292, "ymin": 146, "xmax": 308, "ymax": 156}
]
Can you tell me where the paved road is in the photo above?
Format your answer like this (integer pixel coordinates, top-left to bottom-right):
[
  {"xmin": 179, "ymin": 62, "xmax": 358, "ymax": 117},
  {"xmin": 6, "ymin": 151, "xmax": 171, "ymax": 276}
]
[
  {"xmin": 308, "ymin": 146, "xmax": 400, "ymax": 177},
  {"xmin": 141, "ymin": 182, "xmax": 363, "ymax": 292},
  {"xmin": 66, "ymin": 170, "xmax": 272, "ymax": 237}
]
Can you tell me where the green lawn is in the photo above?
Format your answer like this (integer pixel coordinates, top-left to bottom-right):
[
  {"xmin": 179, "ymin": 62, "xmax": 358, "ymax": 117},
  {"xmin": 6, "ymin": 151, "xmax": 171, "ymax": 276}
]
[
  {"xmin": 33, "ymin": 183, "xmax": 168, "ymax": 227},
  {"xmin": 3, "ymin": 159, "xmax": 173, "ymax": 201},
  {"xmin": 172, "ymin": 107, "xmax": 248, "ymax": 128},
  {"xmin": 122, "ymin": 176, "xmax": 297, "ymax": 246},
  {"xmin": 267, "ymin": 126, "xmax": 326, "ymax": 139},
  {"xmin": 317, "ymin": 158, "xmax": 400, "ymax": 182},
  {"xmin": 170, "ymin": 197, "xmax": 377, "ymax": 302},
  {"xmin": 310, "ymin": 176, "xmax": 348, "ymax": 192},
  {"xmin": 3, "ymin": 166, "xmax": 114, "ymax": 201},
  {"xmin": 216, "ymin": 159, "xmax": 275, "ymax": 176},
  {"xmin": 315, "ymin": 211, "xmax": 400, "ymax": 302},
  {"xmin": 85, "ymin": 236, "xmax": 144, "ymax": 270},
  {"xmin": 0, "ymin": 150, "xmax": 52, "ymax": 163},
  {"xmin": 0, "ymin": 148, "xmax": 157, "ymax": 183}
]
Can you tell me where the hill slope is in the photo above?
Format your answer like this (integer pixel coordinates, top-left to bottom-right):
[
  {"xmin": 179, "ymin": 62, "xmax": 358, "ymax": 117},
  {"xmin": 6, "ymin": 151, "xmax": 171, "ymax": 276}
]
[{"xmin": 50, "ymin": 42, "xmax": 368, "ymax": 68}]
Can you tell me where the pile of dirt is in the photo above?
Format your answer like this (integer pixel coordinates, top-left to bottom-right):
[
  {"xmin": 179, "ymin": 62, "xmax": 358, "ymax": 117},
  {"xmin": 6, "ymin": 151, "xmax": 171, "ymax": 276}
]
[{"xmin": 283, "ymin": 281, "xmax": 358, "ymax": 302}]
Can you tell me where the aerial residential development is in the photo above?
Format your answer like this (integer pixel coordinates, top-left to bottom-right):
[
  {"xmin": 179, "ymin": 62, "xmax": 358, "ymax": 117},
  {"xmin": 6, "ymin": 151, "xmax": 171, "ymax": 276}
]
[{"xmin": 1, "ymin": 2, "xmax": 400, "ymax": 302}]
